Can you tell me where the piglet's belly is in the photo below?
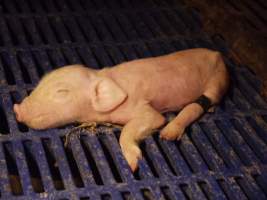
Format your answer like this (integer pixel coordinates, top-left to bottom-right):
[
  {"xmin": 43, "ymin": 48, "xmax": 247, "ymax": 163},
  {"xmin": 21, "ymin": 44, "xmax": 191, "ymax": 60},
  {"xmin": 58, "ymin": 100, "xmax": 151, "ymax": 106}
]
[{"xmin": 149, "ymin": 77, "xmax": 204, "ymax": 112}]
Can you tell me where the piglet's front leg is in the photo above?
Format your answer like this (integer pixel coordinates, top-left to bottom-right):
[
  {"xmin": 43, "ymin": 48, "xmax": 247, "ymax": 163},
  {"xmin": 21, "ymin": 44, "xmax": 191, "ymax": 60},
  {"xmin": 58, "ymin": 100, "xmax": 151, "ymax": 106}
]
[{"xmin": 119, "ymin": 104, "xmax": 165, "ymax": 171}]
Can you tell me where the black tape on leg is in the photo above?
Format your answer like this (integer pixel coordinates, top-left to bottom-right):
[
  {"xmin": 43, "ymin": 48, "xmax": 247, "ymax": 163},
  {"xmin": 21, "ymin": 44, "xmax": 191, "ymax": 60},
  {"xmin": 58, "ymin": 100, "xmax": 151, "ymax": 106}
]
[{"xmin": 195, "ymin": 95, "xmax": 212, "ymax": 112}]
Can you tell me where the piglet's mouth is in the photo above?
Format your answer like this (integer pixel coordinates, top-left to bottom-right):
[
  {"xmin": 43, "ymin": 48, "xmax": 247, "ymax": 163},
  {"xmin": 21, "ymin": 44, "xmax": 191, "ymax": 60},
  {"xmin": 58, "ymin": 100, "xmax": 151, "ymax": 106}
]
[{"xmin": 13, "ymin": 104, "xmax": 51, "ymax": 129}]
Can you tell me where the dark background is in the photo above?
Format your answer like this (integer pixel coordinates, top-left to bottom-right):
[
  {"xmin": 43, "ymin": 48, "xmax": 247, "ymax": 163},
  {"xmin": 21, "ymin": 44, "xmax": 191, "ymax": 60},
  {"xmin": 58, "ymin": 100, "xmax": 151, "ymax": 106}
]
[{"xmin": 185, "ymin": 0, "xmax": 267, "ymax": 98}]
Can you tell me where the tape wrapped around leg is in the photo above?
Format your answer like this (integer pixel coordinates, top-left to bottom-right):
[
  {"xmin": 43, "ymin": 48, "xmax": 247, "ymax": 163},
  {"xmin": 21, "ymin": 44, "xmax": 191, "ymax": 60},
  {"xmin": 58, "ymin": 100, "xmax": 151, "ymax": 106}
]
[{"xmin": 194, "ymin": 95, "xmax": 212, "ymax": 112}]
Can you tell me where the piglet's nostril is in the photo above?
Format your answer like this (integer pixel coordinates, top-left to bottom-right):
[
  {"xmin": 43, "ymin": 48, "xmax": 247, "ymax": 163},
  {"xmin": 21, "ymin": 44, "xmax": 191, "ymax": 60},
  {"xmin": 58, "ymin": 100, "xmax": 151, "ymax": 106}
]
[{"xmin": 14, "ymin": 104, "xmax": 22, "ymax": 122}]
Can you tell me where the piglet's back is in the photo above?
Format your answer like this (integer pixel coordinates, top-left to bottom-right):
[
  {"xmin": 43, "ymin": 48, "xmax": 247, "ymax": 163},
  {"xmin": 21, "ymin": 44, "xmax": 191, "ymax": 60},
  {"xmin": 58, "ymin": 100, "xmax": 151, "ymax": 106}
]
[{"xmin": 110, "ymin": 48, "xmax": 218, "ymax": 112}]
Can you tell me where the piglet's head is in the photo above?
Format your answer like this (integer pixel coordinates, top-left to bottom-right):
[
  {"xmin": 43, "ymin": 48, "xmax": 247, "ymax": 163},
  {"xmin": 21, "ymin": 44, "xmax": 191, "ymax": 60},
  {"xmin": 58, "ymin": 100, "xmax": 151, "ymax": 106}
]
[{"xmin": 13, "ymin": 65, "xmax": 127, "ymax": 130}]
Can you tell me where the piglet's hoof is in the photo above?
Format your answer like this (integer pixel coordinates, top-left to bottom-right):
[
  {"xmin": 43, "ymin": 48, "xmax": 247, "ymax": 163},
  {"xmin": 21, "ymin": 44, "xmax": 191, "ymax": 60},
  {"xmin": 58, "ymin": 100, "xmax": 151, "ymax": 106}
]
[
  {"xmin": 160, "ymin": 123, "xmax": 185, "ymax": 141},
  {"xmin": 121, "ymin": 145, "xmax": 142, "ymax": 172}
]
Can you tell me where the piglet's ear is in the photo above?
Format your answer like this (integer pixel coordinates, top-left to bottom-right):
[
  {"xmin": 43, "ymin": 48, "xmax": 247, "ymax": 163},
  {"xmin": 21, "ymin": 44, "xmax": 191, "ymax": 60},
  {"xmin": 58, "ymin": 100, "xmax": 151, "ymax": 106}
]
[{"xmin": 91, "ymin": 77, "xmax": 127, "ymax": 112}]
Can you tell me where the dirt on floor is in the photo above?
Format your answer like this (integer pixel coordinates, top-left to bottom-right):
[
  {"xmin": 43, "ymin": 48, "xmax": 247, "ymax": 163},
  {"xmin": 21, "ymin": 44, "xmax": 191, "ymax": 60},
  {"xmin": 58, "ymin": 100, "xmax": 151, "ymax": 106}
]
[{"xmin": 184, "ymin": 0, "xmax": 267, "ymax": 100}]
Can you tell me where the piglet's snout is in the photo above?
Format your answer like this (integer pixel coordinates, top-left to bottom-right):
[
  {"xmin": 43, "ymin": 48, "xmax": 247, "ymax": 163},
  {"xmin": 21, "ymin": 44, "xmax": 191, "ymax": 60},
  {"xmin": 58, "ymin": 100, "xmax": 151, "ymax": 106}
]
[{"xmin": 14, "ymin": 104, "xmax": 23, "ymax": 122}]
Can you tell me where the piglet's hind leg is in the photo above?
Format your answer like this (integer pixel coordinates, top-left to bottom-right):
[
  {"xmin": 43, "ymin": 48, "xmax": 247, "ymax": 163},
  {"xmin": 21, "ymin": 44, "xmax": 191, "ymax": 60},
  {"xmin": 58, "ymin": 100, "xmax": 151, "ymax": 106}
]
[
  {"xmin": 160, "ymin": 102, "xmax": 205, "ymax": 140},
  {"xmin": 160, "ymin": 51, "xmax": 229, "ymax": 141},
  {"xmin": 119, "ymin": 104, "xmax": 165, "ymax": 171}
]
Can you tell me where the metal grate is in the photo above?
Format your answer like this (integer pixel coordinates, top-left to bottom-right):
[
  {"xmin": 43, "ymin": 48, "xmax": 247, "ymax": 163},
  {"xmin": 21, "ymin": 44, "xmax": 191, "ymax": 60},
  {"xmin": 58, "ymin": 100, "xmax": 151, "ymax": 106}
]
[{"xmin": 0, "ymin": 0, "xmax": 267, "ymax": 199}]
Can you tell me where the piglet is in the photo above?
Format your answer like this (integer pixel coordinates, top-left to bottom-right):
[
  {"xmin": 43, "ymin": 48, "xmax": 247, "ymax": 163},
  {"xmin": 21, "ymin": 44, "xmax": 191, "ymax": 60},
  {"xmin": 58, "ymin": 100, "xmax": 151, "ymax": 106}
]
[{"xmin": 14, "ymin": 48, "xmax": 229, "ymax": 171}]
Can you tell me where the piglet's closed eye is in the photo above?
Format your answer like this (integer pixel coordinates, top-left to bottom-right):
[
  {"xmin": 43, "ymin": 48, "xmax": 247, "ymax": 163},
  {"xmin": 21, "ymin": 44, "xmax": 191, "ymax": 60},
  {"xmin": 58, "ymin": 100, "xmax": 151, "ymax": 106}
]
[
  {"xmin": 52, "ymin": 88, "xmax": 71, "ymax": 102},
  {"xmin": 57, "ymin": 89, "xmax": 69, "ymax": 93}
]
